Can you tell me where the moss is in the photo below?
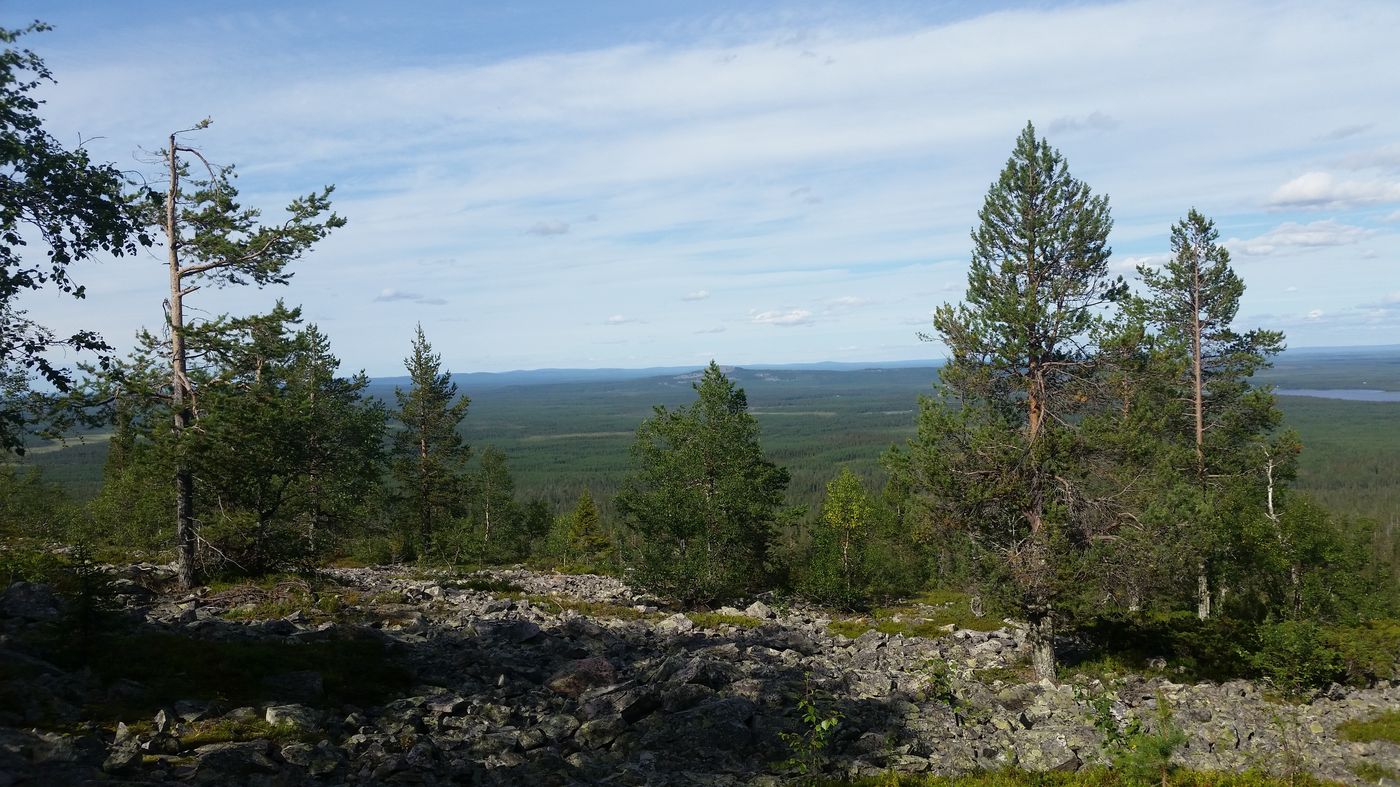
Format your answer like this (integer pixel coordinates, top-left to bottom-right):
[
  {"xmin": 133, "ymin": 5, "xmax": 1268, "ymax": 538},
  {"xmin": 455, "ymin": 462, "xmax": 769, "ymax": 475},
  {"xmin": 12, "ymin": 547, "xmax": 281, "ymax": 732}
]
[
  {"xmin": 504, "ymin": 592, "xmax": 660, "ymax": 621},
  {"xmin": 1337, "ymin": 711, "xmax": 1400, "ymax": 744},
  {"xmin": 687, "ymin": 612, "xmax": 763, "ymax": 630},
  {"xmin": 179, "ymin": 718, "xmax": 308, "ymax": 747},
  {"xmin": 827, "ymin": 591, "xmax": 1003, "ymax": 641},
  {"xmin": 1350, "ymin": 761, "xmax": 1400, "ymax": 783}
]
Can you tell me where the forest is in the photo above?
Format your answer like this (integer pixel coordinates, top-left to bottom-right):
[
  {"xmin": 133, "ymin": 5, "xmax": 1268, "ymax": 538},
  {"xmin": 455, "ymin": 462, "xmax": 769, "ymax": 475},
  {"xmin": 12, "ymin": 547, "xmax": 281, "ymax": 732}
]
[{"xmin": 2, "ymin": 20, "xmax": 1399, "ymax": 785}]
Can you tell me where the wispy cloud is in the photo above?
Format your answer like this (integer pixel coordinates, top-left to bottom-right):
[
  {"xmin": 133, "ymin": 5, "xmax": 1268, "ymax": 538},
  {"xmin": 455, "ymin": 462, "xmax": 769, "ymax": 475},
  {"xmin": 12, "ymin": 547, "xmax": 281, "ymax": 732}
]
[
  {"xmin": 1266, "ymin": 172, "xmax": 1400, "ymax": 209},
  {"xmin": 604, "ymin": 314, "xmax": 638, "ymax": 325},
  {"xmin": 682, "ymin": 289, "xmax": 711, "ymax": 301},
  {"xmin": 1230, "ymin": 220, "xmax": 1372, "ymax": 256},
  {"xmin": 526, "ymin": 220, "xmax": 570, "ymax": 236},
  {"xmin": 1047, "ymin": 111, "xmax": 1118, "ymax": 135},
  {"xmin": 26, "ymin": 0, "xmax": 1400, "ymax": 370},
  {"xmin": 751, "ymin": 308, "xmax": 814, "ymax": 327},
  {"xmin": 1315, "ymin": 124, "xmax": 1371, "ymax": 143},
  {"xmin": 373, "ymin": 288, "xmax": 447, "ymax": 305}
]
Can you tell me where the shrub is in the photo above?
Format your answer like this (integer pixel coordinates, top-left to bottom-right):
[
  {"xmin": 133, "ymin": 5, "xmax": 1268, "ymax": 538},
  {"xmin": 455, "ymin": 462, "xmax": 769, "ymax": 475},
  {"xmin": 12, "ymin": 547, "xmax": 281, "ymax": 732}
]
[{"xmin": 1250, "ymin": 620, "xmax": 1343, "ymax": 696}]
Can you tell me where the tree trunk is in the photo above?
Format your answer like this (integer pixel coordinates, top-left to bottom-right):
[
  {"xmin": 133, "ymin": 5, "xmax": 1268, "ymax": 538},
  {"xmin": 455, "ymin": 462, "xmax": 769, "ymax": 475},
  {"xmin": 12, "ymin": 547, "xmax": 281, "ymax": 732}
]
[
  {"xmin": 1196, "ymin": 563, "xmax": 1211, "ymax": 620},
  {"xmin": 1027, "ymin": 609, "xmax": 1056, "ymax": 682},
  {"xmin": 167, "ymin": 134, "xmax": 197, "ymax": 591}
]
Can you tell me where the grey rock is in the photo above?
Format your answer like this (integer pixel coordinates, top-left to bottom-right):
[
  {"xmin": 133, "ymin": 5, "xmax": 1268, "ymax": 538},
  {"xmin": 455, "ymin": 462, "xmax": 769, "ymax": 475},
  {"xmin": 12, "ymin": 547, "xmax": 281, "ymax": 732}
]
[
  {"xmin": 744, "ymin": 601, "xmax": 776, "ymax": 619},
  {"xmin": 577, "ymin": 716, "xmax": 626, "ymax": 749},
  {"xmin": 265, "ymin": 703, "xmax": 321, "ymax": 730},
  {"xmin": 281, "ymin": 740, "xmax": 344, "ymax": 776},
  {"xmin": 547, "ymin": 656, "xmax": 616, "ymax": 698},
  {"xmin": 0, "ymin": 582, "xmax": 62, "ymax": 621}
]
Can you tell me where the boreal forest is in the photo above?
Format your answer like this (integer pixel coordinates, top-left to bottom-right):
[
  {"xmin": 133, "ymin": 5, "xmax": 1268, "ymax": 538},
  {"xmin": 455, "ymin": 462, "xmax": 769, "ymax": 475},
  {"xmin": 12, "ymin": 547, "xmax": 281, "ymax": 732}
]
[{"xmin": 2, "ymin": 17, "xmax": 1399, "ymax": 787}]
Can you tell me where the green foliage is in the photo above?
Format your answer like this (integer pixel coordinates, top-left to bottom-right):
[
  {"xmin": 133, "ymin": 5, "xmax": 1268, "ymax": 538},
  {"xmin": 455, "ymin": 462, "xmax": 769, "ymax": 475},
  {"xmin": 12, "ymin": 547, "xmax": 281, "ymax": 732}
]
[
  {"xmin": 1250, "ymin": 620, "xmax": 1343, "ymax": 697},
  {"xmin": 87, "ymin": 311, "xmax": 385, "ymax": 576},
  {"xmin": 1112, "ymin": 696, "xmax": 1187, "ymax": 787},
  {"xmin": 797, "ymin": 468, "xmax": 923, "ymax": 608},
  {"xmin": 779, "ymin": 677, "xmax": 843, "ymax": 783},
  {"xmin": 617, "ymin": 362, "xmax": 789, "ymax": 604},
  {"xmin": 391, "ymin": 325, "xmax": 471, "ymax": 558},
  {"xmin": 888, "ymin": 122, "xmax": 1122, "ymax": 679},
  {"xmin": 0, "ymin": 465, "xmax": 79, "ymax": 541},
  {"xmin": 0, "ymin": 23, "xmax": 150, "ymax": 455},
  {"xmin": 1326, "ymin": 619, "xmax": 1400, "ymax": 685}
]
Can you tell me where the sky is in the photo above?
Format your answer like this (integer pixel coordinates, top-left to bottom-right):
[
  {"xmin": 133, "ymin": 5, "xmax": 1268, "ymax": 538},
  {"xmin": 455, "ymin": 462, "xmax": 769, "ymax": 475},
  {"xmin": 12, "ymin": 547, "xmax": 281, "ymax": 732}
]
[{"xmin": 10, "ymin": 0, "xmax": 1400, "ymax": 376}]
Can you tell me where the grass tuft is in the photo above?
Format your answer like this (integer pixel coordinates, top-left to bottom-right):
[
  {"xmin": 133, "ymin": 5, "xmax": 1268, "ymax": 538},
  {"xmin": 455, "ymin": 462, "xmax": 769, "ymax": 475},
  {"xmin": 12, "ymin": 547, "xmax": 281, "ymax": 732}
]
[{"xmin": 1337, "ymin": 711, "xmax": 1400, "ymax": 744}]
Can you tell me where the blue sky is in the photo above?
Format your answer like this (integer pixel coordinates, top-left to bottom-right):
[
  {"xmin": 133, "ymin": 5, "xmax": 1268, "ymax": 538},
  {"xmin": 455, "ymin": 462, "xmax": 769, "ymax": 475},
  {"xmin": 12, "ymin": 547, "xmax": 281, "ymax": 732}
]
[{"xmin": 11, "ymin": 0, "xmax": 1400, "ymax": 375}]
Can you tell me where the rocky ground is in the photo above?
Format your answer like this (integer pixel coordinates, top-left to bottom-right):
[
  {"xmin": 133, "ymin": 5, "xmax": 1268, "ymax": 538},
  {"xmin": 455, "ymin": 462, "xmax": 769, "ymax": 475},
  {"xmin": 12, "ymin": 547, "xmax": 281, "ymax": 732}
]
[{"xmin": 0, "ymin": 564, "xmax": 1397, "ymax": 785}]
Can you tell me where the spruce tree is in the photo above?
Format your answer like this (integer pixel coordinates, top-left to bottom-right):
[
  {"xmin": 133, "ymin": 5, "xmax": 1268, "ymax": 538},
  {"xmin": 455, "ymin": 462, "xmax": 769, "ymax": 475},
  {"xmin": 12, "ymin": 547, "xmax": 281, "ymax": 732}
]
[
  {"xmin": 566, "ymin": 488, "xmax": 611, "ymax": 566},
  {"xmin": 889, "ymin": 123, "xmax": 1121, "ymax": 680},
  {"xmin": 391, "ymin": 325, "xmax": 470, "ymax": 558},
  {"xmin": 617, "ymin": 362, "xmax": 789, "ymax": 603}
]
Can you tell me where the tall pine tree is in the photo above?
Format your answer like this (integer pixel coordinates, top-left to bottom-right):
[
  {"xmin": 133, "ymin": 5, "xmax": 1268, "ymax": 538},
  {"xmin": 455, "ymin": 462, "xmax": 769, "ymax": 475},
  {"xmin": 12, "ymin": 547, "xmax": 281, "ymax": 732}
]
[
  {"xmin": 391, "ymin": 325, "xmax": 470, "ymax": 558},
  {"xmin": 1138, "ymin": 209, "xmax": 1284, "ymax": 618},
  {"xmin": 889, "ymin": 123, "xmax": 1122, "ymax": 680}
]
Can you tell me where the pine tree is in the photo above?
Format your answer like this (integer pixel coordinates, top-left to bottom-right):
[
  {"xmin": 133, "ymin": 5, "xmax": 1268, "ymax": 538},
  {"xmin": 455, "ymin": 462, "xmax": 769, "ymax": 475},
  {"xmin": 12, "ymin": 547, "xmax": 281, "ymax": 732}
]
[
  {"xmin": 617, "ymin": 362, "xmax": 789, "ymax": 603},
  {"xmin": 153, "ymin": 120, "xmax": 343, "ymax": 588},
  {"xmin": 889, "ymin": 123, "xmax": 1122, "ymax": 680},
  {"xmin": 1138, "ymin": 209, "xmax": 1284, "ymax": 618},
  {"xmin": 391, "ymin": 325, "xmax": 470, "ymax": 558}
]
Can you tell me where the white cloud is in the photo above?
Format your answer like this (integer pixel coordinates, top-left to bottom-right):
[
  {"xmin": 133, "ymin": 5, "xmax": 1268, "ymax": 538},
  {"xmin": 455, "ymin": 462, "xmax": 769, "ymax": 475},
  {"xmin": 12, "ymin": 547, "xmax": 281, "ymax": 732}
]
[
  {"xmin": 1306, "ymin": 309, "xmax": 1324, "ymax": 320},
  {"xmin": 682, "ymin": 289, "xmax": 711, "ymax": 301},
  {"xmin": 1230, "ymin": 220, "xmax": 1372, "ymax": 256},
  {"xmin": 525, "ymin": 220, "xmax": 570, "ymax": 236},
  {"xmin": 751, "ymin": 308, "xmax": 814, "ymax": 326},
  {"xmin": 373, "ymin": 288, "xmax": 447, "ymax": 305},
  {"xmin": 1115, "ymin": 253, "xmax": 1169, "ymax": 272},
  {"xmin": 604, "ymin": 314, "xmax": 636, "ymax": 325},
  {"xmin": 1266, "ymin": 171, "xmax": 1400, "ymax": 209},
  {"xmin": 694, "ymin": 325, "xmax": 726, "ymax": 334}
]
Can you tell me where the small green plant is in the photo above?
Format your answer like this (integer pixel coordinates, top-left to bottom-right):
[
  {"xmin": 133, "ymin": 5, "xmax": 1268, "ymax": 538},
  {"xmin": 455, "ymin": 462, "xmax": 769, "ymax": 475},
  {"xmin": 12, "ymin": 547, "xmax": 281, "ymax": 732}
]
[
  {"xmin": 922, "ymin": 659, "xmax": 978, "ymax": 724},
  {"xmin": 779, "ymin": 677, "xmax": 843, "ymax": 783},
  {"xmin": 1338, "ymin": 711, "xmax": 1400, "ymax": 745},
  {"xmin": 1113, "ymin": 694, "xmax": 1186, "ymax": 787},
  {"xmin": 1076, "ymin": 685, "xmax": 1141, "ymax": 754}
]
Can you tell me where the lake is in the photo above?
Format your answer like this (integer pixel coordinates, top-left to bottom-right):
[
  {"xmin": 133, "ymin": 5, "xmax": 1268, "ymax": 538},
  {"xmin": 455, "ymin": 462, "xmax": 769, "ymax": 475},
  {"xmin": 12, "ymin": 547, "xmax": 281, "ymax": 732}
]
[{"xmin": 1276, "ymin": 389, "xmax": 1400, "ymax": 402}]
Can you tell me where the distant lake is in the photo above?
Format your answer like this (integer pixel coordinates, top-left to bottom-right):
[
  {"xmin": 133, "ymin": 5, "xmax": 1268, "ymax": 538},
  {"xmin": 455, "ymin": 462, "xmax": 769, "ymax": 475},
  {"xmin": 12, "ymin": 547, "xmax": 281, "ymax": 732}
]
[{"xmin": 1276, "ymin": 389, "xmax": 1400, "ymax": 402}]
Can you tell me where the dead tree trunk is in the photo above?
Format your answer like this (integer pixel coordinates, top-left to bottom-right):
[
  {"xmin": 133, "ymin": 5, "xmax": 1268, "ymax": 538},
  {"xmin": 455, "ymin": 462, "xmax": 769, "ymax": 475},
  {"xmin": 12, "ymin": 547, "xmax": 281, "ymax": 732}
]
[{"xmin": 167, "ymin": 133, "xmax": 197, "ymax": 591}]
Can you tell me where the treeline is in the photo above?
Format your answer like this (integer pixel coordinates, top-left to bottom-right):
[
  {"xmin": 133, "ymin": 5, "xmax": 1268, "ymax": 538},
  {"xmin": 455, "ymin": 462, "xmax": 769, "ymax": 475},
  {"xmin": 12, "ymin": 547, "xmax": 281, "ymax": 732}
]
[{"xmin": 2, "ymin": 26, "xmax": 1397, "ymax": 688}]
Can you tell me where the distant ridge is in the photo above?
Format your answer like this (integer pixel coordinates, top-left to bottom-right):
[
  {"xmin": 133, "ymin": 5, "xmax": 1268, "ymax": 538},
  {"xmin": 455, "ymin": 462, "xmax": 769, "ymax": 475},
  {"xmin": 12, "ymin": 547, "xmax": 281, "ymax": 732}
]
[{"xmin": 371, "ymin": 359, "xmax": 946, "ymax": 389}]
